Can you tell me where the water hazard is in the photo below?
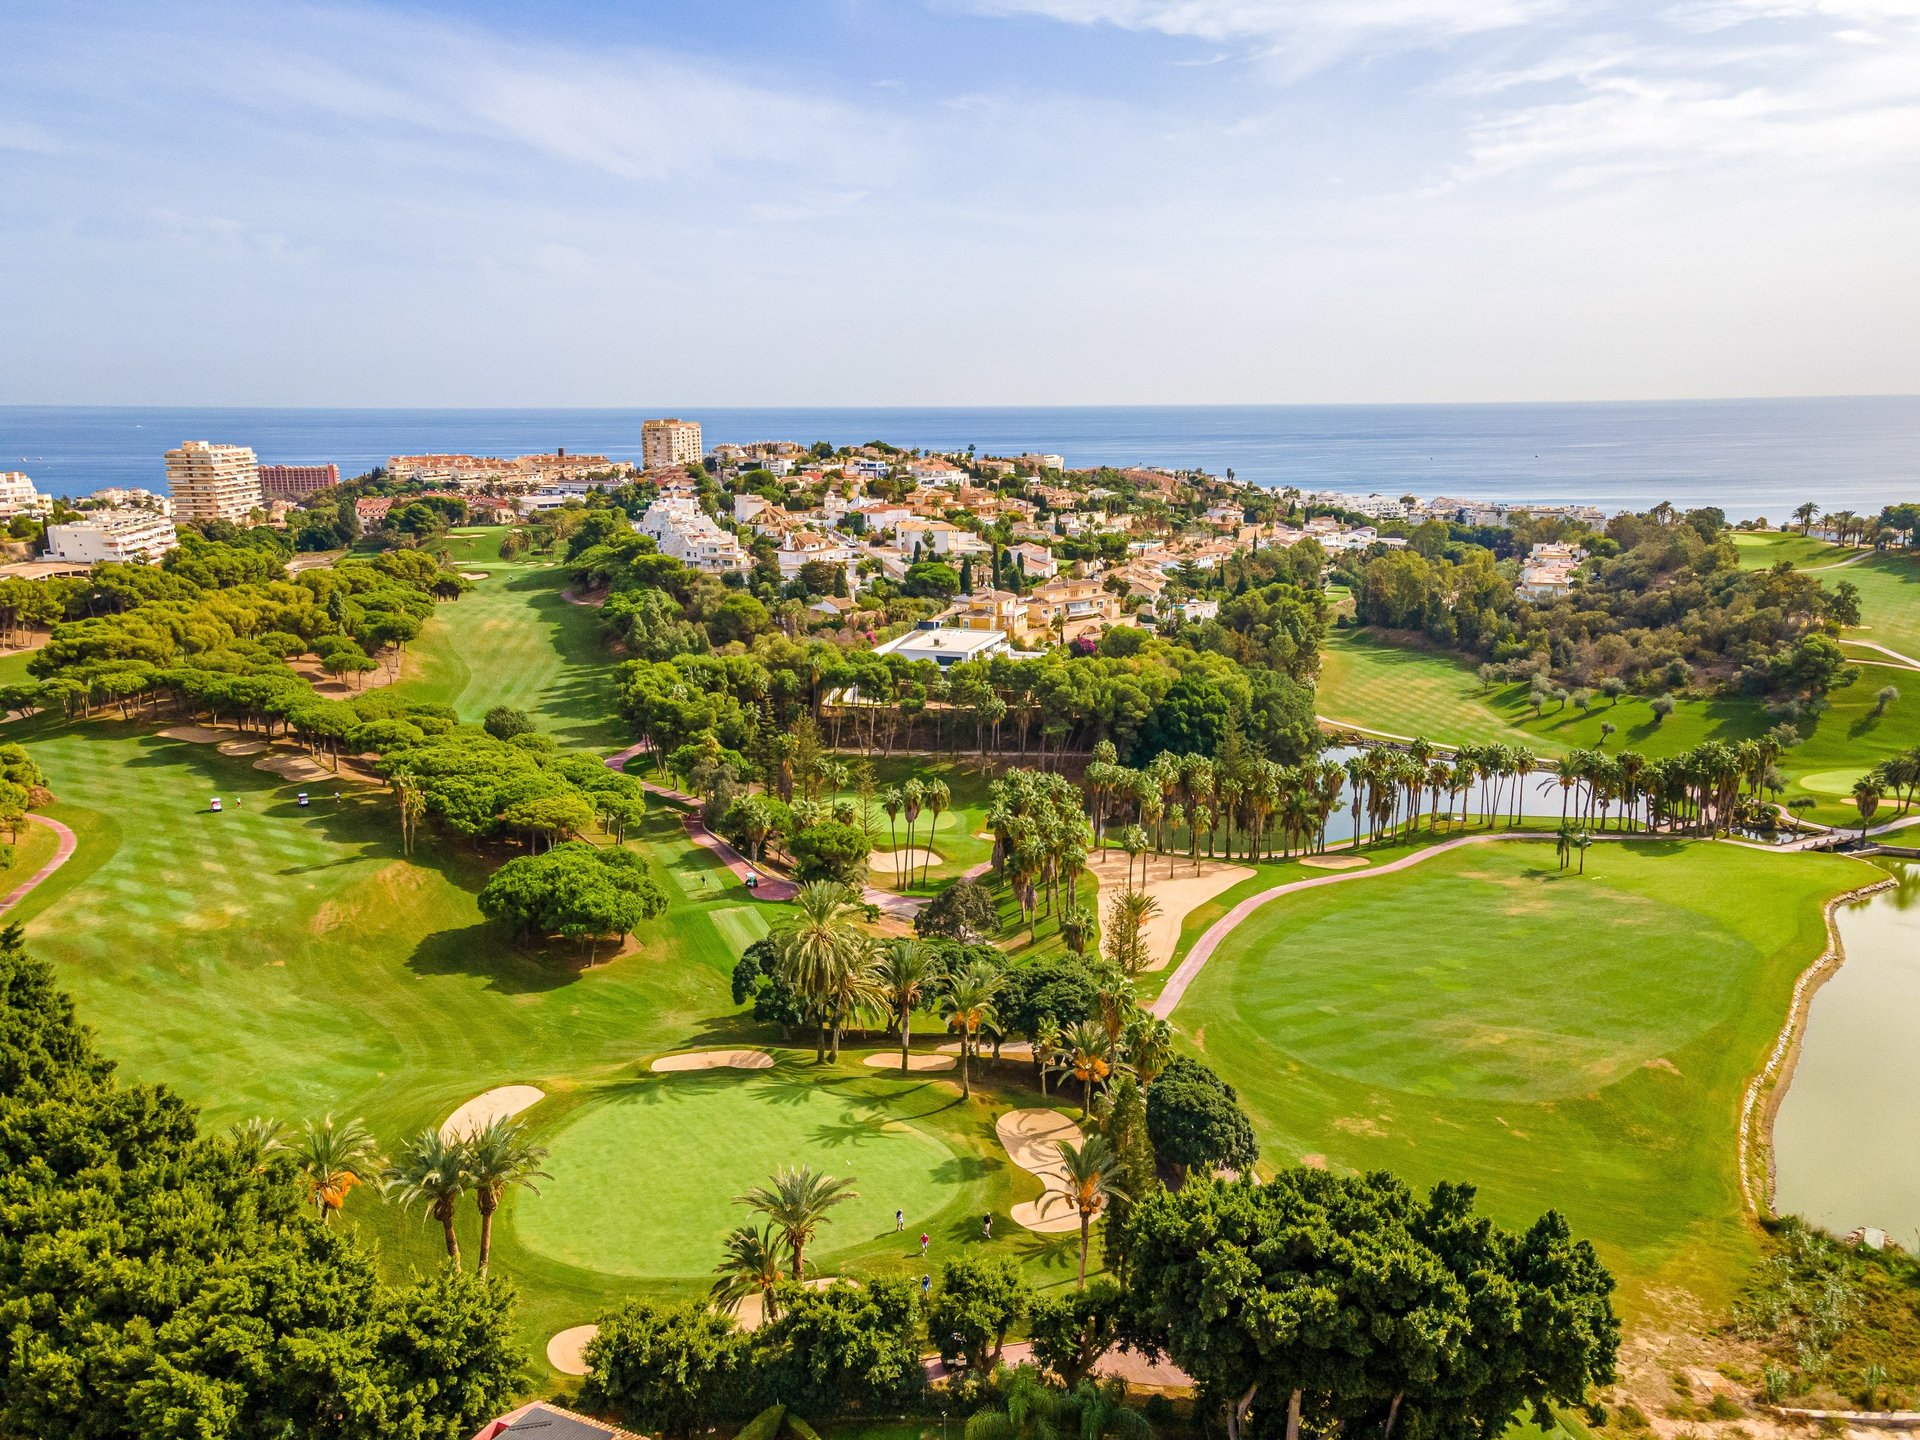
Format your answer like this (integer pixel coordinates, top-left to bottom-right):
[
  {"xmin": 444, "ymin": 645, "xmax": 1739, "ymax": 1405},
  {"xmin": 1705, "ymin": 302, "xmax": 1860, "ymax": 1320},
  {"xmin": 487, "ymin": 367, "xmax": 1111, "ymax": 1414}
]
[{"xmin": 1771, "ymin": 861, "xmax": 1920, "ymax": 1247}]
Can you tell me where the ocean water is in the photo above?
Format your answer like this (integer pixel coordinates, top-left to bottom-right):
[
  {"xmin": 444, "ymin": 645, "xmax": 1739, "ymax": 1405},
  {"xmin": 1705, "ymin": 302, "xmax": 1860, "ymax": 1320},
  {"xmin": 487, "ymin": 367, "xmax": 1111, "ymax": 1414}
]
[{"xmin": 2, "ymin": 398, "xmax": 1916, "ymax": 521}]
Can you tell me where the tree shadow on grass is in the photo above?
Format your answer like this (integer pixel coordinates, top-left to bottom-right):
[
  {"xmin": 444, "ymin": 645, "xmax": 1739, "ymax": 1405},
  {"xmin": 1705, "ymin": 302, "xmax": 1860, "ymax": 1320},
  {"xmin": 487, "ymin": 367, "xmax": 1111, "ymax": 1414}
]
[
  {"xmin": 406, "ymin": 919, "xmax": 582, "ymax": 995},
  {"xmin": 1004, "ymin": 1228, "xmax": 1083, "ymax": 1275}
]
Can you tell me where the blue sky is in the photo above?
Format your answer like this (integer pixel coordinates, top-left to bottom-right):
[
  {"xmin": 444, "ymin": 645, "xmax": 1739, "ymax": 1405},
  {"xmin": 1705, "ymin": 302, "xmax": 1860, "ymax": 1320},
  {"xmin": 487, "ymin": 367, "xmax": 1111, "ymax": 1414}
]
[{"xmin": 3, "ymin": 0, "xmax": 1916, "ymax": 405}]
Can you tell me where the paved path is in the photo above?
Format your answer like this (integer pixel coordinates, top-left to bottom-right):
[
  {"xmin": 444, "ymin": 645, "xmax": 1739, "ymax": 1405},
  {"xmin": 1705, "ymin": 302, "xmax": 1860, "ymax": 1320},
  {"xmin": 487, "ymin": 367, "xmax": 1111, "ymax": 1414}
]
[
  {"xmin": 0, "ymin": 814, "xmax": 77, "ymax": 917},
  {"xmin": 604, "ymin": 745, "xmax": 798, "ymax": 901},
  {"xmin": 1151, "ymin": 830, "xmax": 1565, "ymax": 1020},
  {"xmin": 1840, "ymin": 637, "xmax": 1920, "ymax": 671}
]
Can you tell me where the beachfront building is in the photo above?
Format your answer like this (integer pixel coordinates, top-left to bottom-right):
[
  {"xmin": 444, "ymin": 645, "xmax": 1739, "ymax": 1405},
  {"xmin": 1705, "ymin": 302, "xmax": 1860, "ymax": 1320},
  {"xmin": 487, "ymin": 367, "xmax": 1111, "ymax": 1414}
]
[
  {"xmin": 0, "ymin": 473, "xmax": 50, "ymax": 520},
  {"xmin": 44, "ymin": 508, "xmax": 180, "ymax": 564},
  {"xmin": 258, "ymin": 462, "xmax": 339, "ymax": 500},
  {"xmin": 637, "ymin": 496, "xmax": 749, "ymax": 573},
  {"xmin": 165, "ymin": 441, "xmax": 263, "ymax": 525},
  {"xmin": 642, "ymin": 418, "xmax": 703, "ymax": 471}
]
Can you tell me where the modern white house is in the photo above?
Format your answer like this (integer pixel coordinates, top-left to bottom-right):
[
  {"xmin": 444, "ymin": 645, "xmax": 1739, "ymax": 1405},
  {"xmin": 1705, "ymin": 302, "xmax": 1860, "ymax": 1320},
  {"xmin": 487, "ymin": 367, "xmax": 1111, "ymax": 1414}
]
[
  {"xmin": 637, "ymin": 497, "xmax": 750, "ymax": 573},
  {"xmin": 871, "ymin": 625, "xmax": 1009, "ymax": 667},
  {"xmin": 44, "ymin": 508, "xmax": 181, "ymax": 564}
]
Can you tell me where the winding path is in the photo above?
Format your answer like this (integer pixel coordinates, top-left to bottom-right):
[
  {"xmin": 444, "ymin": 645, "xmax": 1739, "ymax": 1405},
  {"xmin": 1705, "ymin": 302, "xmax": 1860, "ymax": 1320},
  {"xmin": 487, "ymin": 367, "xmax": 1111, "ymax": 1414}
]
[
  {"xmin": 1839, "ymin": 637, "xmax": 1920, "ymax": 671},
  {"xmin": 0, "ymin": 815, "xmax": 77, "ymax": 917}
]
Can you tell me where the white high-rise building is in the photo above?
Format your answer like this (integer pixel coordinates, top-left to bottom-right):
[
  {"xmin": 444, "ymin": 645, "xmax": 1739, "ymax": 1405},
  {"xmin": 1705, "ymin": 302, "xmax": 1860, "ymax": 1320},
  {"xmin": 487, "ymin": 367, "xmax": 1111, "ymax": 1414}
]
[
  {"xmin": 641, "ymin": 418, "xmax": 703, "ymax": 471},
  {"xmin": 165, "ymin": 441, "xmax": 263, "ymax": 525}
]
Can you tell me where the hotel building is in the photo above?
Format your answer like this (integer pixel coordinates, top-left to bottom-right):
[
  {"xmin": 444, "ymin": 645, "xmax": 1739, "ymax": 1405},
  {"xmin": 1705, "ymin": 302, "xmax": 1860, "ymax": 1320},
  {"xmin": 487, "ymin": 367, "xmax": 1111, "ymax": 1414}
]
[
  {"xmin": 165, "ymin": 441, "xmax": 264, "ymax": 525},
  {"xmin": 641, "ymin": 418, "xmax": 703, "ymax": 471}
]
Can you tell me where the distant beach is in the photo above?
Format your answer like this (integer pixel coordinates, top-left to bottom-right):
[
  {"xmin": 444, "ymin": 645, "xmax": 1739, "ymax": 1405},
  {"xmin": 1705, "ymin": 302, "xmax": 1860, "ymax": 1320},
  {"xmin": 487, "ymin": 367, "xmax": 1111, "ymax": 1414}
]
[{"xmin": 3, "ymin": 397, "xmax": 1915, "ymax": 521}]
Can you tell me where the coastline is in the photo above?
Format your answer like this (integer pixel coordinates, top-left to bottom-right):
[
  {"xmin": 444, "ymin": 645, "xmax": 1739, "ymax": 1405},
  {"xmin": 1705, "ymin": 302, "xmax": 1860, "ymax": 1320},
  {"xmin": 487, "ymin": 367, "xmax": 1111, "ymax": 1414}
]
[{"xmin": 1740, "ymin": 873, "xmax": 1897, "ymax": 1218}]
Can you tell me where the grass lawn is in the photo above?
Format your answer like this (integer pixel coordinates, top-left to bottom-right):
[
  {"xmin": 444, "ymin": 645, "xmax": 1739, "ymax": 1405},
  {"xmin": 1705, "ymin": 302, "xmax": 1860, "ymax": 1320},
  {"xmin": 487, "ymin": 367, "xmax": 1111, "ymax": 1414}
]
[
  {"xmin": 514, "ymin": 1060, "xmax": 1008, "ymax": 1280},
  {"xmin": 827, "ymin": 755, "xmax": 999, "ymax": 892},
  {"xmin": 1839, "ymin": 551, "xmax": 1920, "ymax": 661},
  {"xmin": 1731, "ymin": 531, "xmax": 1857, "ymax": 570},
  {"xmin": 389, "ymin": 529, "xmax": 628, "ymax": 751},
  {"xmin": 1175, "ymin": 838, "xmax": 1878, "ymax": 1311}
]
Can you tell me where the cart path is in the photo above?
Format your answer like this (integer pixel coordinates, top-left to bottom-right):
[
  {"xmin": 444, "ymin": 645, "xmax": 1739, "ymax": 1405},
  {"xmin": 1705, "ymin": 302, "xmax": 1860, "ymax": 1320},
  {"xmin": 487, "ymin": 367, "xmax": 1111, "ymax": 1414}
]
[
  {"xmin": 1839, "ymin": 637, "xmax": 1920, "ymax": 671},
  {"xmin": 1150, "ymin": 830, "xmax": 1566, "ymax": 1020},
  {"xmin": 0, "ymin": 815, "xmax": 78, "ymax": 917}
]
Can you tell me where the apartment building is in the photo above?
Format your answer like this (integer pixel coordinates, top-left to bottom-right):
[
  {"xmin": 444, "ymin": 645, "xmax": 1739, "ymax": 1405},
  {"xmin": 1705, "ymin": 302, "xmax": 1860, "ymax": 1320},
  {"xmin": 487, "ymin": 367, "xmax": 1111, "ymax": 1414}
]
[
  {"xmin": 1023, "ymin": 575, "xmax": 1121, "ymax": 644},
  {"xmin": 44, "ymin": 508, "xmax": 181, "ymax": 565},
  {"xmin": 0, "ymin": 473, "xmax": 49, "ymax": 520},
  {"xmin": 641, "ymin": 418, "xmax": 703, "ymax": 471},
  {"xmin": 258, "ymin": 462, "xmax": 340, "ymax": 500},
  {"xmin": 86, "ymin": 486, "xmax": 172, "ymax": 516},
  {"xmin": 165, "ymin": 441, "xmax": 263, "ymax": 525},
  {"xmin": 637, "ymin": 496, "xmax": 749, "ymax": 573}
]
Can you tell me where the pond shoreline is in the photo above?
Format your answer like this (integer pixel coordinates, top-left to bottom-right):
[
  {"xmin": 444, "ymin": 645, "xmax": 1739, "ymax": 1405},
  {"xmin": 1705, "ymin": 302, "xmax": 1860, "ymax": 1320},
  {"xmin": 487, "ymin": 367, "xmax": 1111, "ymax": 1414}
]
[{"xmin": 1742, "ymin": 873, "xmax": 1898, "ymax": 1218}]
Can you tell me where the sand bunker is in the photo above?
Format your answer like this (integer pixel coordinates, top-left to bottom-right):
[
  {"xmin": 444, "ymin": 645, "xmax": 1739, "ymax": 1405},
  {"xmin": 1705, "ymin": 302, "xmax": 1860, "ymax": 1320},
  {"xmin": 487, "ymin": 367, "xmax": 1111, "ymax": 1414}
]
[
  {"xmin": 216, "ymin": 738, "xmax": 268, "ymax": 757},
  {"xmin": 1299, "ymin": 855, "xmax": 1369, "ymax": 871},
  {"xmin": 734, "ymin": 1277, "xmax": 841, "ymax": 1332},
  {"xmin": 546, "ymin": 1325, "xmax": 597, "ymax": 1376},
  {"xmin": 937, "ymin": 1039, "xmax": 1035, "ymax": 1063},
  {"xmin": 870, "ymin": 848, "xmax": 942, "ymax": 872},
  {"xmin": 652, "ymin": 1048, "xmax": 774, "ymax": 1072},
  {"xmin": 458, "ymin": 571, "xmax": 489, "ymax": 580},
  {"xmin": 1089, "ymin": 851, "xmax": 1254, "ymax": 971},
  {"xmin": 158, "ymin": 725, "xmax": 229, "ymax": 744},
  {"xmin": 863, "ymin": 1051, "xmax": 956, "ymax": 1071},
  {"xmin": 997, "ymin": 1107, "xmax": 1087, "ymax": 1234},
  {"xmin": 440, "ymin": 1084, "xmax": 545, "ymax": 1141},
  {"xmin": 254, "ymin": 752, "xmax": 335, "ymax": 783}
]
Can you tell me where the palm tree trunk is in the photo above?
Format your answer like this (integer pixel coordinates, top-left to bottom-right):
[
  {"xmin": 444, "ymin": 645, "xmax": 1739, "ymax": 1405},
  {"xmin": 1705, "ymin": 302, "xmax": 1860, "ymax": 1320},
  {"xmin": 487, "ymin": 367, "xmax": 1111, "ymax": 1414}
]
[
  {"xmin": 1286, "ymin": 1389, "xmax": 1304, "ymax": 1440},
  {"xmin": 900, "ymin": 1009, "xmax": 912, "ymax": 1072},
  {"xmin": 442, "ymin": 1216, "xmax": 461, "ymax": 1266},
  {"xmin": 478, "ymin": 1203, "xmax": 496, "ymax": 1272},
  {"xmin": 960, "ymin": 1038, "xmax": 972, "ymax": 1098},
  {"xmin": 1078, "ymin": 1214, "xmax": 1090, "ymax": 1289}
]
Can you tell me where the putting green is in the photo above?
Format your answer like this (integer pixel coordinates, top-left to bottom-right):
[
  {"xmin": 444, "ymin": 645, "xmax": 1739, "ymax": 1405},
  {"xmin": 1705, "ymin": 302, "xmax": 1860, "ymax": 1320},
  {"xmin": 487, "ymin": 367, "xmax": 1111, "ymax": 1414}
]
[
  {"xmin": 513, "ymin": 1066, "xmax": 965, "ymax": 1278},
  {"xmin": 1799, "ymin": 767, "xmax": 1870, "ymax": 797}
]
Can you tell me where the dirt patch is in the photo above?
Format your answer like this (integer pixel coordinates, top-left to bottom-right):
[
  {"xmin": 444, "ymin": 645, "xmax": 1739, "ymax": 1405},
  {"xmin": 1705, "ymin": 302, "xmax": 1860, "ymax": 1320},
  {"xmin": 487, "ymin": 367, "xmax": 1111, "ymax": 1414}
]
[
  {"xmin": 1301, "ymin": 1153, "xmax": 1328, "ymax": 1169},
  {"xmin": 1645, "ymin": 1057, "xmax": 1680, "ymax": 1075},
  {"xmin": 651, "ymin": 1048, "xmax": 774, "ymax": 1073},
  {"xmin": 1088, "ymin": 850, "xmax": 1254, "ymax": 972},
  {"xmin": 1333, "ymin": 1115, "xmax": 1389, "ymax": 1138}
]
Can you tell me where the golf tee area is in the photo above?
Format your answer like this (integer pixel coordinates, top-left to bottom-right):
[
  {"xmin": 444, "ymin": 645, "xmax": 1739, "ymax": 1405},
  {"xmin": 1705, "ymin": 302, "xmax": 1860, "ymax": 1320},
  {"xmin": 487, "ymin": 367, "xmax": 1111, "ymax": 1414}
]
[{"xmin": 2, "ymin": 530, "xmax": 1899, "ymax": 1401}]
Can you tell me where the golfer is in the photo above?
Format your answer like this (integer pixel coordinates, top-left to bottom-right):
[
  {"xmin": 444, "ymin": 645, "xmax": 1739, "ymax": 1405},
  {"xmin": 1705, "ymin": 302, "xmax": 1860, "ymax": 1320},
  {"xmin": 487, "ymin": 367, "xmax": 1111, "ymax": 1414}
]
[
  {"xmin": 919, "ymin": 1231, "xmax": 929, "ymax": 1257},
  {"xmin": 895, "ymin": 1208, "xmax": 904, "ymax": 1232},
  {"xmin": 982, "ymin": 1213, "xmax": 993, "ymax": 1240}
]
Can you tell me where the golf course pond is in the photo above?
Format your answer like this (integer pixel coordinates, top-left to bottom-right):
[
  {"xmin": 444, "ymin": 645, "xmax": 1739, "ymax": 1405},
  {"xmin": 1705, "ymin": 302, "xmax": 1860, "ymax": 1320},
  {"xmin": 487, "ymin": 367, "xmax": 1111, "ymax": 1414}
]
[
  {"xmin": 1772, "ymin": 861, "xmax": 1920, "ymax": 1245},
  {"xmin": 509, "ymin": 1061, "xmax": 992, "ymax": 1279}
]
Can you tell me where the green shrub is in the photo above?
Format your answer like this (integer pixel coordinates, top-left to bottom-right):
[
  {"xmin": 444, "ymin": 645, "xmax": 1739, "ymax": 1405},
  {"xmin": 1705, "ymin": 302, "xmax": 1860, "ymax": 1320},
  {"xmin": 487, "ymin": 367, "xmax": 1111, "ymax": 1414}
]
[{"xmin": 737, "ymin": 1404, "xmax": 787, "ymax": 1440}]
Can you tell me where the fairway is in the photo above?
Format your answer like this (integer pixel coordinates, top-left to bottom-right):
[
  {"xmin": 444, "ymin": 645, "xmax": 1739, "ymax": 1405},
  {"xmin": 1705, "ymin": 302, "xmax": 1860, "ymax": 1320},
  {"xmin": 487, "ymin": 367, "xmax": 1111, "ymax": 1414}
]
[
  {"xmin": 514, "ymin": 1065, "xmax": 969, "ymax": 1278},
  {"xmin": 1731, "ymin": 531, "xmax": 1857, "ymax": 570},
  {"xmin": 1319, "ymin": 627, "xmax": 1920, "ymax": 827},
  {"xmin": 390, "ymin": 531, "xmax": 628, "ymax": 750},
  {"xmin": 1176, "ymin": 839, "xmax": 1876, "ymax": 1306}
]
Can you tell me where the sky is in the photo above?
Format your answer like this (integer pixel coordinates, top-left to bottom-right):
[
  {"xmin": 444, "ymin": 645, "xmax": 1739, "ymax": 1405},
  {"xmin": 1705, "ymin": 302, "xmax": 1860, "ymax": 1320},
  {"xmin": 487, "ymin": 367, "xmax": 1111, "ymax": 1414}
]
[{"xmin": 3, "ymin": 0, "xmax": 1917, "ymax": 406}]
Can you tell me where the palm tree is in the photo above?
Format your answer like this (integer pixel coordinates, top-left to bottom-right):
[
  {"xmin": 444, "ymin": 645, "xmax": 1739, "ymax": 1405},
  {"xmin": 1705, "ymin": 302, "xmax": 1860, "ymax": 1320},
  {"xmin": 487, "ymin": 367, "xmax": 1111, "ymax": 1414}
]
[
  {"xmin": 464, "ymin": 1115, "xmax": 550, "ymax": 1272},
  {"xmin": 1853, "ymin": 777, "xmax": 1883, "ymax": 839},
  {"xmin": 385, "ymin": 1127, "xmax": 471, "ymax": 1265},
  {"xmin": 923, "ymin": 779, "xmax": 951, "ymax": 885},
  {"xmin": 228, "ymin": 1114, "xmax": 286, "ymax": 1157},
  {"xmin": 882, "ymin": 786, "xmax": 904, "ymax": 884},
  {"xmin": 740, "ymin": 1164, "xmax": 858, "ymax": 1279},
  {"xmin": 1124, "ymin": 1014, "xmax": 1173, "ymax": 1089},
  {"xmin": 1047, "ymin": 1133, "xmax": 1129, "ymax": 1289},
  {"xmin": 823, "ymin": 943, "xmax": 888, "ymax": 1060},
  {"xmin": 902, "ymin": 778, "xmax": 926, "ymax": 887},
  {"xmin": 294, "ymin": 1114, "xmax": 381, "ymax": 1224},
  {"xmin": 711, "ymin": 1222, "xmax": 788, "ymax": 1320},
  {"xmin": 772, "ymin": 880, "xmax": 867, "ymax": 1061},
  {"xmin": 879, "ymin": 938, "xmax": 940, "ymax": 1071},
  {"xmin": 942, "ymin": 962, "xmax": 1002, "ymax": 1099},
  {"xmin": 1061, "ymin": 1019, "xmax": 1115, "ymax": 1117},
  {"xmin": 394, "ymin": 773, "xmax": 426, "ymax": 857}
]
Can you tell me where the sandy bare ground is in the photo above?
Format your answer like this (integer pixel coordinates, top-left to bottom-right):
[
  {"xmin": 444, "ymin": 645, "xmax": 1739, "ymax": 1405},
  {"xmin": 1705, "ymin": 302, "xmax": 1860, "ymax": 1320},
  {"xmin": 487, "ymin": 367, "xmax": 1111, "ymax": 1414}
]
[
  {"xmin": 1299, "ymin": 855, "xmax": 1369, "ymax": 870},
  {"xmin": 287, "ymin": 654, "xmax": 402, "ymax": 700},
  {"xmin": 863, "ymin": 1052, "xmax": 956, "ymax": 1071},
  {"xmin": 546, "ymin": 1325, "xmax": 597, "ymax": 1376},
  {"xmin": 254, "ymin": 752, "xmax": 335, "ymax": 783},
  {"xmin": 938, "ymin": 1039, "xmax": 1036, "ymax": 1063},
  {"xmin": 158, "ymin": 725, "xmax": 230, "ymax": 744},
  {"xmin": 870, "ymin": 847, "xmax": 942, "ymax": 874},
  {"xmin": 215, "ymin": 738, "xmax": 269, "ymax": 757},
  {"xmin": 651, "ymin": 1048, "xmax": 774, "ymax": 1072},
  {"xmin": 734, "ymin": 1277, "xmax": 841, "ymax": 1332},
  {"xmin": 440, "ymin": 1085, "xmax": 545, "ymax": 1142},
  {"xmin": 458, "ymin": 570, "xmax": 489, "ymax": 580},
  {"xmin": 998, "ymin": 1107, "xmax": 1088, "ymax": 1234},
  {"xmin": 1089, "ymin": 851, "xmax": 1254, "ymax": 971}
]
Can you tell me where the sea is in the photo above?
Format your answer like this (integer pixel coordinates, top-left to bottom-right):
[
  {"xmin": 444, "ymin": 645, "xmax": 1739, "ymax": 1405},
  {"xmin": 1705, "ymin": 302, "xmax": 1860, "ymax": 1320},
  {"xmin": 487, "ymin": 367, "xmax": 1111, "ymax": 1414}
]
[{"xmin": 3, "ymin": 398, "xmax": 1916, "ymax": 521}]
